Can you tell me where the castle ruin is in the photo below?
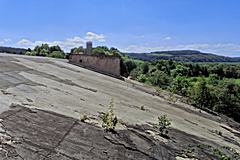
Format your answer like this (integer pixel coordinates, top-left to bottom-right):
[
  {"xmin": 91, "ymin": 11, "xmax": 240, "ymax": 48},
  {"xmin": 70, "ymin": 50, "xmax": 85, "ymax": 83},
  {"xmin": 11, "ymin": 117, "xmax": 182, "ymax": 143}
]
[{"xmin": 69, "ymin": 42, "xmax": 121, "ymax": 78}]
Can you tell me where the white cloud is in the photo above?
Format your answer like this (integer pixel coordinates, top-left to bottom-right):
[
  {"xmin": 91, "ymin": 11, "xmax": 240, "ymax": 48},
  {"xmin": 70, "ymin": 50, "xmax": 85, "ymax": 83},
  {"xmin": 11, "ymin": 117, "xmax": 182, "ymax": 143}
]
[
  {"xmin": 3, "ymin": 38, "xmax": 11, "ymax": 42},
  {"xmin": 16, "ymin": 32, "xmax": 106, "ymax": 51},
  {"xmin": 85, "ymin": 32, "xmax": 106, "ymax": 42},
  {"xmin": 122, "ymin": 43, "xmax": 240, "ymax": 57},
  {"xmin": 164, "ymin": 36, "xmax": 172, "ymax": 41},
  {"xmin": 17, "ymin": 39, "xmax": 34, "ymax": 46},
  {"xmin": 0, "ymin": 38, "xmax": 12, "ymax": 46}
]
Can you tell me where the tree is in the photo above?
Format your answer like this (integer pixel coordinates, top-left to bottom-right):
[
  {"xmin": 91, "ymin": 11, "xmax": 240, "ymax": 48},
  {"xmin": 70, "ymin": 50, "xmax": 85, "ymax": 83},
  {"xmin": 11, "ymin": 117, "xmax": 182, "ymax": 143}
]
[
  {"xmin": 141, "ymin": 62, "xmax": 149, "ymax": 74},
  {"xmin": 170, "ymin": 76, "xmax": 190, "ymax": 96},
  {"xmin": 49, "ymin": 45, "xmax": 62, "ymax": 53},
  {"xmin": 124, "ymin": 60, "xmax": 137, "ymax": 75},
  {"xmin": 110, "ymin": 47, "xmax": 122, "ymax": 57},
  {"xmin": 212, "ymin": 80, "xmax": 240, "ymax": 121},
  {"xmin": 192, "ymin": 78, "xmax": 213, "ymax": 109},
  {"xmin": 92, "ymin": 47, "xmax": 106, "ymax": 55},
  {"xmin": 207, "ymin": 74, "xmax": 219, "ymax": 86},
  {"xmin": 39, "ymin": 48, "xmax": 49, "ymax": 56},
  {"xmin": 171, "ymin": 65, "xmax": 189, "ymax": 77},
  {"xmin": 49, "ymin": 51, "xmax": 65, "ymax": 58},
  {"xmin": 70, "ymin": 46, "xmax": 84, "ymax": 54},
  {"xmin": 149, "ymin": 71, "xmax": 172, "ymax": 89}
]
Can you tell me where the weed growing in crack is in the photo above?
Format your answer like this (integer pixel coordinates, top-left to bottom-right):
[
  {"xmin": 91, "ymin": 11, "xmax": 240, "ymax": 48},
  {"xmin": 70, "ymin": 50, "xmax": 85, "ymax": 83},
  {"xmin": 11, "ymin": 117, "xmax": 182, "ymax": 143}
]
[
  {"xmin": 80, "ymin": 113, "xmax": 89, "ymax": 123},
  {"xmin": 154, "ymin": 114, "xmax": 171, "ymax": 136},
  {"xmin": 100, "ymin": 99, "xmax": 118, "ymax": 133}
]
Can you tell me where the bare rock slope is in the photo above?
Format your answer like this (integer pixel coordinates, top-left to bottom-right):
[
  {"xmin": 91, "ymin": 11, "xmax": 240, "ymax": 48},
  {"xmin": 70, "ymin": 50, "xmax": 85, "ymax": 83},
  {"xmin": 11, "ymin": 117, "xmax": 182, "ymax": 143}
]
[{"xmin": 0, "ymin": 53, "xmax": 239, "ymax": 159}]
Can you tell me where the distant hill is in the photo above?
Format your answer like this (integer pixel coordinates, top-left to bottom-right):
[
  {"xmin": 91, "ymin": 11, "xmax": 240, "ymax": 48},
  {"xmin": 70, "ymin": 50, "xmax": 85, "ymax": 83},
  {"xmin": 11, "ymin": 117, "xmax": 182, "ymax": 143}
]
[
  {"xmin": 126, "ymin": 50, "xmax": 240, "ymax": 62},
  {"xmin": 0, "ymin": 46, "xmax": 27, "ymax": 55}
]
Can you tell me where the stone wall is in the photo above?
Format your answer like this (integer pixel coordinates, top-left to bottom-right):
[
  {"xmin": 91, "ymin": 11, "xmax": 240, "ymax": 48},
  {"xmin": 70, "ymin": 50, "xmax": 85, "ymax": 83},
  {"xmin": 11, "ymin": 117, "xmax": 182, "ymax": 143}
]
[{"xmin": 69, "ymin": 54, "xmax": 121, "ymax": 77}]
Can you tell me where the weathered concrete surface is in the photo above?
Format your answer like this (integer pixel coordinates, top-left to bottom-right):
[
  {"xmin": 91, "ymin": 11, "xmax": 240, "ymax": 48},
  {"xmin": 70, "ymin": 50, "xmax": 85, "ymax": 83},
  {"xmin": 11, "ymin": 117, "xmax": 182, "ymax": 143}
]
[
  {"xmin": 0, "ymin": 105, "xmax": 176, "ymax": 159},
  {"xmin": 0, "ymin": 53, "xmax": 240, "ymax": 159},
  {"xmin": 0, "ymin": 105, "xmax": 238, "ymax": 160}
]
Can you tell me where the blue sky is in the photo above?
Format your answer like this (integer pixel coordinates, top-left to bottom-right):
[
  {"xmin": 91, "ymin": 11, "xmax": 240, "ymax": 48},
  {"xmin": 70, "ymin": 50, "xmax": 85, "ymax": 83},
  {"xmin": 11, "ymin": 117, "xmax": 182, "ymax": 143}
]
[{"xmin": 0, "ymin": 0, "xmax": 240, "ymax": 56}]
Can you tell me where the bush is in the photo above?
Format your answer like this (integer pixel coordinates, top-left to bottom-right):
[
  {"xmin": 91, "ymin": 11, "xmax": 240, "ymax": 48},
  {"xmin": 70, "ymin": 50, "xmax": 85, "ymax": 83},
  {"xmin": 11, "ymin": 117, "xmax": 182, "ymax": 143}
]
[
  {"xmin": 154, "ymin": 115, "xmax": 171, "ymax": 136},
  {"xmin": 25, "ymin": 51, "xmax": 37, "ymax": 56},
  {"xmin": 141, "ymin": 62, "xmax": 149, "ymax": 74},
  {"xmin": 137, "ymin": 74, "xmax": 147, "ymax": 83},
  {"xmin": 192, "ymin": 78, "xmax": 213, "ymax": 109},
  {"xmin": 101, "ymin": 99, "xmax": 118, "ymax": 132},
  {"xmin": 170, "ymin": 76, "xmax": 191, "ymax": 96},
  {"xmin": 48, "ymin": 51, "xmax": 65, "ymax": 58},
  {"xmin": 149, "ymin": 71, "xmax": 172, "ymax": 89},
  {"xmin": 125, "ymin": 60, "xmax": 137, "ymax": 75}
]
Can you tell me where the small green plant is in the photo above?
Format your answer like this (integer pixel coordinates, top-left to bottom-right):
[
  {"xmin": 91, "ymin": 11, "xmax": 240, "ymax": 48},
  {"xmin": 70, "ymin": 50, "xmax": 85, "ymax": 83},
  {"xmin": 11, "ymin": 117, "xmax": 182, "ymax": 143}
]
[
  {"xmin": 101, "ymin": 99, "xmax": 118, "ymax": 132},
  {"xmin": 80, "ymin": 113, "xmax": 89, "ymax": 122},
  {"xmin": 154, "ymin": 114, "xmax": 171, "ymax": 135},
  {"xmin": 213, "ymin": 148, "xmax": 231, "ymax": 160}
]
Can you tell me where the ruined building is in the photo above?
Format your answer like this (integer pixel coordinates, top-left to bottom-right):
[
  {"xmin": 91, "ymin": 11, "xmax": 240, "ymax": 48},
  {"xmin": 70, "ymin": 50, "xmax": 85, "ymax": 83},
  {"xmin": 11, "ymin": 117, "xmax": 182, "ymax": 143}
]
[{"xmin": 69, "ymin": 42, "xmax": 121, "ymax": 78}]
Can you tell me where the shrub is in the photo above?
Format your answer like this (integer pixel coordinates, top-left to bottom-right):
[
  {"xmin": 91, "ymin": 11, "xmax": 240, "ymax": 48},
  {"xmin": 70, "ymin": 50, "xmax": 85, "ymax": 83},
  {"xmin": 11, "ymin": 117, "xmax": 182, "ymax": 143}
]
[
  {"xmin": 48, "ymin": 51, "xmax": 65, "ymax": 58},
  {"xmin": 192, "ymin": 78, "xmax": 213, "ymax": 109},
  {"xmin": 148, "ymin": 71, "xmax": 172, "ymax": 89},
  {"xmin": 137, "ymin": 74, "xmax": 147, "ymax": 83},
  {"xmin": 141, "ymin": 62, "xmax": 149, "ymax": 74},
  {"xmin": 25, "ymin": 51, "xmax": 37, "ymax": 56},
  {"xmin": 169, "ymin": 76, "xmax": 191, "ymax": 96},
  {"xmin": 154, "ymin": 114, "xmax": 171, "ymax": 135},
  {"xmin": 101, "ymin": 99, "xmax": 118, "ymax": 132}
]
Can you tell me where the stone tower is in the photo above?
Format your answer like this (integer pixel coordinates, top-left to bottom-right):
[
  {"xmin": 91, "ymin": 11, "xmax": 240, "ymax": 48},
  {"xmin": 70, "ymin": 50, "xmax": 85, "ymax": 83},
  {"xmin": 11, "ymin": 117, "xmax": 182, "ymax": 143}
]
[{"xmin": 86, "ymin": 41, "xmax": 92, "ymax": 55}]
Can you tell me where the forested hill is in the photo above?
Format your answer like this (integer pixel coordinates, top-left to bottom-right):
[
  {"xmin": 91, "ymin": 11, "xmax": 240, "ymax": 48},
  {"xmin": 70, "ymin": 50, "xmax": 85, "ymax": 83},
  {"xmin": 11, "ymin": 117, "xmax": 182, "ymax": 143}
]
[
  {"xmin": 0, "ymin": 46, "xmax": 27, "ymax": 55},
  {"xmin": 126, "ymin": 50, "xmax": 240, "ymax": 62}
]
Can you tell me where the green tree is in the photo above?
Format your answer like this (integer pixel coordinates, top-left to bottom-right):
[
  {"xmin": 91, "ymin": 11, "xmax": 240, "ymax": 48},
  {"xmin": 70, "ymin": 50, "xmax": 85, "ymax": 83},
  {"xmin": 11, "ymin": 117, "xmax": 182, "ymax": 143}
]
[
  {"xmin": 39, "ymin": 48, "xmax": 49, "ymax": 56},
  {"xmin": 213, "ymin": 80, "xmax": 240, "ymax": 121},
  {"xmin": 171, "ymin": 64, "xmax": 189, "ymax": 77},
  {"xmin": 70, "ymin": 46, "xmax": 84, "ymax": 54},
  {"xmin": 149, "ymin": 71, "xmax": 172, "ymax": 89},
  {"xmin": 49, "ymin": 51, "xmax": 65, "ymax": 58},
  {"xmin": 170, "ymin": 76, "xmax": 190, "ymax": 96},
  {"xmin": 124, "ymin": 60, "xmax": 137, "ymax": 75},
  {"xmin": 92, "ymin": 47, "xmax": 106, "ymax": 55},
  {"xmin": 192, "ymin": 78, "xmax": 213, "ymax": 109},
  {"xmin": 141, "ymin": 62, "xmax": 149, "ymax": 74},
  {"xmin": 137, "ymin": 74, "xmax": 147, "ymax": 83},
  {"xmin": 49, "ymin": 45, "xmax": 62, "ymax": 53},
  {"xmin": 207, "ymin": 74, "xmax": 219, "ymax": 86}
]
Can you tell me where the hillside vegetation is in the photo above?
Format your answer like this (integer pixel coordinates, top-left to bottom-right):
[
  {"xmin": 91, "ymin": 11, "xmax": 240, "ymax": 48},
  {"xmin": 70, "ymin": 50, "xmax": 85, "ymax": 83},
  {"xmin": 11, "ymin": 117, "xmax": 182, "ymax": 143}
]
[
  {"xmin": 122, "ymin": 58, "xmax": 240, "ymax": 123},
  {"xmin": 127, "ymin": 50, "xmax": 240, "ymax": 62},
  {"xmin": 0, "ymin": 46, "xmax": 27, "ymax": 55}
]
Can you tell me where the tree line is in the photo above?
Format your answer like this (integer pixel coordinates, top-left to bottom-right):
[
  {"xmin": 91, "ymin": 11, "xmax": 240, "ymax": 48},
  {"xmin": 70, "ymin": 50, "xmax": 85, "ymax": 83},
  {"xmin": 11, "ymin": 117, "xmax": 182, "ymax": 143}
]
[
  {"xmin": 25, "ymin": 44, "xmax": 65, "ymax": 58},
  {"xmin": 122, "ymin": 59, "xmax": 240, "ymax": 122}
]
